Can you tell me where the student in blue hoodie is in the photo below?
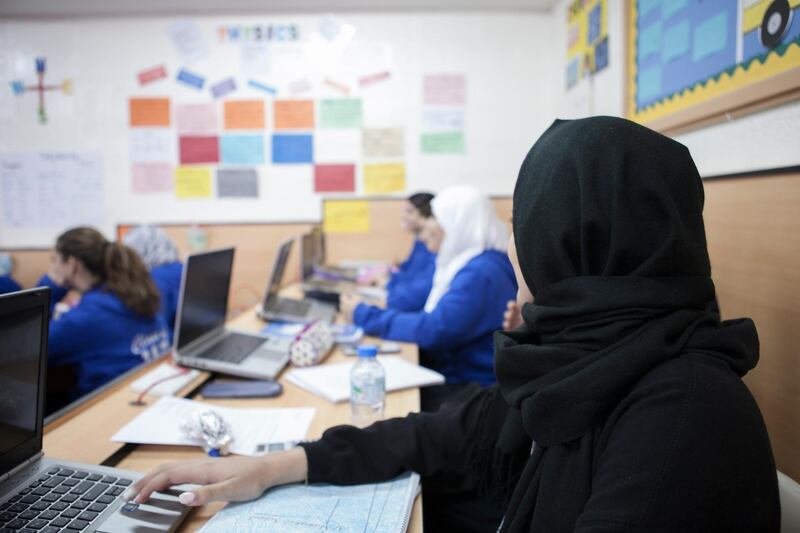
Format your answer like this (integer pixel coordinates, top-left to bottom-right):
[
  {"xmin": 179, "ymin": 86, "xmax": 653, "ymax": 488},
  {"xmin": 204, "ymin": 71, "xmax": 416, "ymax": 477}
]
[
  {"xmin": 39, "ymin": 227, "xmax": 170, "ymax": 403},
  {"xmin": 0, "ymin": 252, "xmax": 22, "ymax": 294},
  {"xmin": 384, "ymin": 192, "xmax": 437, "ymax": 312},
  {"xmin": 341, "ymin": 185, "xmax": 516, "ymax": 405},
  {"xmin": 123, "ymin": 225, "xmax": 183, "ymax": 339}
]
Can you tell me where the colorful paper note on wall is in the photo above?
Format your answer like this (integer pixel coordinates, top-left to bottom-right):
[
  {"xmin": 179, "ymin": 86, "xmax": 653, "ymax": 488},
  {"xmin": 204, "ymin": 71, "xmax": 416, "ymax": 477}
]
[
  {"xmin": 421, "ymin": 109, "xmax": 464, "ymax": 131},
  {"xmin": 137, "ymin": 65, "xmax": 167, "ymax": 86},
  {"xmin": 132, "ymin": 163, "xmax": 173, "ymax": 193},
  {"xmin": 179, "ymin": 136, "xmax": 219, "ymax": 164},
  {"xmin": 211, "ymin": 78, "xmax": 237, "ymax": 99},
  {"xmin": 176, "ymin": 68, "xmax": 205, "ymax": 90},
  {"xmin": 176, "ymin": 103, "xmax": 217, "ymax": 135},
  {"xmin": 175, "ymin": 167, "xmax": 212, "ymax": 198},
  {"xmin": 421, "ymin": 132, "xmax": 464, "ymax": 154},
  {"xmin": 168, "ymin": 19, "xmax": 209, "ymax": 64},
  {"xmin": 224, "ymin": 100, "xmax": 265, "ymax": 130},
  {"xmin": 423, "ymin": 75, "xmax": 466, "ymax": 105},
  {"xmin": 130, "ymin": 129, "xmax": 174, "ymax": 162},
  {"xmin": 129, "ymin": 98, "xmax": 170, "ymax": 127},
  {"xmin": 315, "ymin": 164, "xmax": 355, "ymax": 192},
  {"xmin": 220, "ymin": 134, "xmax": 265, "ymax": 165},
  {"xmin": 217, "ymin": 168, "xmax": 259, "ymax": 198},
  {"xmin": 320, "ymin": 98, "xmax": 362, "ymax": 128},
  {"xmin": 363, "ymin": 163, "xmax": 405, "ymax": 194},
  {"xmin": 272, "ymin": 134, "xmax": 313, "ymax": 164},
  {"xmin": 692, "ymin": 11, "xmax": 728, "ymax": 62},
  {"xmin": 362, "ymin": 128, "xmax": 404, "ymax": 158},
  {"xmin": 323, "ymin": 200, "xmax": 370, "ymax": 233},
  {"xmin": 274, "ymin": 100, "xmax": 314, "ymax": 129}
]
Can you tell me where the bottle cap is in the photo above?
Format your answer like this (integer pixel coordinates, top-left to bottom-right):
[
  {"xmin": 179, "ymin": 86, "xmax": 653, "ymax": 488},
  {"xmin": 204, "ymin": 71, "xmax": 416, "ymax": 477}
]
[{"xmin": 357, "ymin": 345, "xmax": 379, "ymax": 358}]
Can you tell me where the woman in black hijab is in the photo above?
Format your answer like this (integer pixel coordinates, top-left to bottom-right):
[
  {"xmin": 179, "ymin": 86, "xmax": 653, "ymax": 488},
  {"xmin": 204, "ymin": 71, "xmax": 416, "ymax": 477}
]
[{"xmin": 131, "ymin": 117, "xmax": 780, "ymax": 532}]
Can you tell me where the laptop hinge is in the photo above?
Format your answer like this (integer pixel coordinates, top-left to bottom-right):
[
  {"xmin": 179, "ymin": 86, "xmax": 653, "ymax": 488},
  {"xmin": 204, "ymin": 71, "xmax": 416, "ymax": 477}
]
[
  {"xmin": 0, "ymin": 451, "xmax": 43, "ymax": 484},
  {"xmin": 177, "ymin": 326, "xmax": 226, "ymax": 356}
]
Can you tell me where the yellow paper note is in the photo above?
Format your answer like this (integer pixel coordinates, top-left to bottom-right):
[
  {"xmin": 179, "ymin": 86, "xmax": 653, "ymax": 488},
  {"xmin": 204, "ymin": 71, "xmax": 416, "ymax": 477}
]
[
  {"xmin": 323, "ymin": 200, "xmax": 370, "ymax": 234},
  {"xmin": 175, "ymin": 167, "xmax": 212, "ymax": 198},
  {"xmin": 363, "ymin": 163, "xmax": 406, "ymax": 194}
]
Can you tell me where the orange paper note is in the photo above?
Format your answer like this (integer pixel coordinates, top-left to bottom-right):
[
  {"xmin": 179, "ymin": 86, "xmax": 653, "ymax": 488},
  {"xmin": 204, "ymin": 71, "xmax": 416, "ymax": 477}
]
[
  {"xmin": 273, "ymin": 99, "xmax": 314, "ymax": 129},
  {"xmin": 224, "ymin": 99, "xmax": 265, "ymax": 130},
  {"xmin": 129, "ymin": 97, "xmax": 170, "ymax": 127}
]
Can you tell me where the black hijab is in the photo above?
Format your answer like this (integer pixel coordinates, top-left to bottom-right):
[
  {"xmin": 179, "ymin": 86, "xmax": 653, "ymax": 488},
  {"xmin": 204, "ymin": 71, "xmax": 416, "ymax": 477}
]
[{"xmin": 491, "ymin": 117, "xmax": 759, "ymax": 532}]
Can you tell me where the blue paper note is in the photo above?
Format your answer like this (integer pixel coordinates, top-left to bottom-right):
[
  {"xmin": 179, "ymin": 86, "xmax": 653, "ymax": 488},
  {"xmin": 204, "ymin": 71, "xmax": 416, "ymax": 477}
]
[
  {"xmin": 211, "ymin": 77, "xmax": 237, "ymax": 99},
  {"xmin": 594, "ymin": 36, "xmax": 609, "ymax": 72},
  {"xmin": 638, "ymin": 65, "xmax": 662, "ymax": 103},
  {"xmin": 661, "ymin": 0, "xmax": 688, "ymax": 19},
  {"xmin": 11, "ymin": 80, "xmax": 24, "ymax": 95},
  {"xmin": 693, "ymin": 11, "xmax": 728, "ymax": 62},
  {"xmin": 220, "ymin": 135, "xmax": 265, "ymax": 165},
  {"xmin": 567, "ymin": 59, "xmax": 579, "ymax": 88},
  {"xmin": 662, "ymin": 20, "xmax": 690, "ymax": 62},
  {"xmin": 272, "ymin": 134, "xmax": 313, "ymax": 164},
  {"xmin": 248, "ymin": 80, "xmax": 277, "ymax": 95},
  {"xmin": 176, "ymin": 68, "xmax": 205, "ymax": 89},
  {"xmin": 639, "ymin": 0, "xmax": 661, "ymax": 16},
  {"xmin": 639, "ymin": 22, "xmax": 662, "ymax": 60},
  {"xmin": 588, "ymin": 4, "xmax": 602, "ymax": 44}
]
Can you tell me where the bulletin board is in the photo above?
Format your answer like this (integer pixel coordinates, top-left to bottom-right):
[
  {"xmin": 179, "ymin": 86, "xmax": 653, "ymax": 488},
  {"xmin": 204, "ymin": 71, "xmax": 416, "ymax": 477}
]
[{"xmin": 626, "ymin": 0, "xmax": 800, "ymax": 132}]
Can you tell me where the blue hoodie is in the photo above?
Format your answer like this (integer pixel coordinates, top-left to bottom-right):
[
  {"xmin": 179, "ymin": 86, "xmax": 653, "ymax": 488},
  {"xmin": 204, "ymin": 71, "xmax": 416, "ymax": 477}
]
[
  {"xmin": 0, "ymin": 275, "xmax": 22, "ymax": 295},
  {"xmin": 150, "ymin": 261, "xmax": 183, "ymax": 339},
  {"xmin": 385, "ymin": 239, "xmax": 436, "ymax": 312},
  {"xmin": 38, "ymin": 275, "xmax": 170, "ymax": 399},
  {"xmin": 354, "ymin": 250, "xmax": 516, "ymax": 386}
]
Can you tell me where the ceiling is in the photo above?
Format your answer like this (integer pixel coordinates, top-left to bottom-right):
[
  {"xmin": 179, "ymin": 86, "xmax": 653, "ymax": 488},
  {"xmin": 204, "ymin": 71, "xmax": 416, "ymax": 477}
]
[{"xmin": 0, "ymin": 0, "xmax": 559, "ymax": 18}]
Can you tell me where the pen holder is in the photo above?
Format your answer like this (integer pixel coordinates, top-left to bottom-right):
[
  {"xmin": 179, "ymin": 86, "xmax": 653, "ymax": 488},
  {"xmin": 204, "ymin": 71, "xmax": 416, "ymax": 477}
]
[{"xmin": 289, "ymin": 322, "xmax": 335, "ymax": 367}]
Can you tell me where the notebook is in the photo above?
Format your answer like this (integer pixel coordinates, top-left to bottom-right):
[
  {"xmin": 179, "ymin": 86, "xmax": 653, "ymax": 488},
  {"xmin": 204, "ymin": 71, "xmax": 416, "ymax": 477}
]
[
  {"xmin": 285, "ymin": 356, "xmax": 445, "ymax": 403},
  {"xmin": 199, "ymin": 472, "xmax": 420, "ymax": 533}
]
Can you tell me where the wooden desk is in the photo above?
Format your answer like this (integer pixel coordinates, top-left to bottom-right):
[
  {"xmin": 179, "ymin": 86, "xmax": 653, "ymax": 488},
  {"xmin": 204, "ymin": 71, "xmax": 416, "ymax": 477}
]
[{"xmin": 43, "ymin": 303, "xmax": 423, "ymax": 531}]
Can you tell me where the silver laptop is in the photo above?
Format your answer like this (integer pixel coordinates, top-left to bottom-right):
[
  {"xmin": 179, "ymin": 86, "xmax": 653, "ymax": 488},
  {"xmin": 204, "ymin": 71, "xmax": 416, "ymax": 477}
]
[
  {"xmin": 299, "ymin": 230, "xmax": 358, "ymax": 294},
  {"xmin": 256, "ymin": 239, "xmax": 336, "ymax": 324},
  {"xmin": 173, "ymin": 247, "xmax": 291, "ymax": 380},
  {"xmin": 0, "ymin": 288, "xmax": 190, "ymax": 533}
]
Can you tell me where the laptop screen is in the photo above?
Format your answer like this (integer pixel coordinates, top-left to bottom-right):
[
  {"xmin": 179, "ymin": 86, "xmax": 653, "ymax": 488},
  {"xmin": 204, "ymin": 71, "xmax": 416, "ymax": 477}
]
[
  {"xmin": 0, "ymin": 288, "xmax": 49, "ymax": 477},
  {"xmin": 176, "ymin": 248, "xmax": 234, "ymax": 351},
  {"xmin": 300, "ymin": 230, "xmax": 325, "ymax": 281},
  {"xmin": 264, "ymin": 240, "xmax": 292, "ymax": 307}
]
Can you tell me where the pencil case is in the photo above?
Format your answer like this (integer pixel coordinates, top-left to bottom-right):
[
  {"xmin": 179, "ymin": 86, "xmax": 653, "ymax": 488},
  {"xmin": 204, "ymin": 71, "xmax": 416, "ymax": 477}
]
[{"xmin": 289, "ymin": 321, "xmax": 335, "ymax": 367}]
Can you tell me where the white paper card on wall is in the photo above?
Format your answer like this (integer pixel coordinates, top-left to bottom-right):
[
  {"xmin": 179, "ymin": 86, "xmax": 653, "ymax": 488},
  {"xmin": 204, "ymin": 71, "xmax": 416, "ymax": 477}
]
[
  {"xmin": 1, "ymin": 151, "xmax": 104, "ymax": 228},
  {"xmin": 362, "ymin": 127, "xmax": 404, "ymax": 158},
  {"xmin": 241, "ymin": 43, "xmax": 271, "ymax": 76},
  {"xmin": 129, "ymin": 129, "xmax": 175, "ymax": 162},
  {"xmin": 422, "ymin": 109, "xmax": 465, "ymax": 132},
  {"xmin": 314, "ymin": 130, "xmax": 361, "ymax": 163},
  {"xmin": 167, "ymin": 19, "xmax": 209, "ymax": 64}
]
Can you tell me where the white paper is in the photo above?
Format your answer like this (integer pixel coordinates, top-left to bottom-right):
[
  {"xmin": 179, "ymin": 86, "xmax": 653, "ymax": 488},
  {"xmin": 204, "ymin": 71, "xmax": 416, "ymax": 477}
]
[
  {"xmin": 313, "ymin": 130, "xmax": 361, "ymax": 163},
  {"xmin": 129, "ymin": 129, "xmax": 175, "ymax": 163},
  {"xmin": 168, "ymin": 19, "xmax": 209, "ymax": 64},
  {"xmin": 285, "ymin": 356, "xmax": 445, "ymax": 403},
  {"xmin": 129, "ymin": 363, "xmax": 201, "ymax": 397},
  {"xmin": 340, "ymin": 42, "xmax": 393, "ymax": 75},
  {"xmin": 111, "ymin": 396, "xmax": 316, "ymax": 456},
  {"xmin": 422, "ymin": 108, "xmax": 465, "ymax": 132},
  {"xmin": 241, "ymin": 43, "xmax": 270, "ymax": 76},
  {"xmin": 0, "ymin": 151, "xmax": 104, "ymax": 229}
]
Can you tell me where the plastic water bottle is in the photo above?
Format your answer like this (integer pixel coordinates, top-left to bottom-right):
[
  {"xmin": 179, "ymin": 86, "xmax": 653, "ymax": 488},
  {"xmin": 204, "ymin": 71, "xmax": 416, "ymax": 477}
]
[{"xmin": 350, "ymin": 345, "xmax": 385, "ymax": 427}]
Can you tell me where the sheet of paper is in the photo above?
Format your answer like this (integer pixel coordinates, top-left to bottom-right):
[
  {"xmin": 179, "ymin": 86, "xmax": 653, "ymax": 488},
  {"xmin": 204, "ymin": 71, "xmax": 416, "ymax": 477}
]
[
  {"xmin": 273, "ymin": 99, "xmax": 314, "ymax": 129},
  {"xmin": 211, "ymin": 77, "xmax": 237, "ymax": 99},
  {"xmin": 132, "ymin": 163, "xmax": 173, "ymax": 193},
  {"xmin": 314, "ymin": 130, "xmax": 360, "ymax": 163},
  {"xmin": 359, "ymin": 71, "xmax": 391, "ymax": 87},
  {"xmin": 129, "ymin": 97, "xmax": 170, "ymax": 127},
  {"xmin": 176, "ymin": 103, "xmax": 217, "ymax": 135},
  {"xmin": 137, "ymin": 65, "xmax": 167, "ymax": 86},
  {"xmin": 220, "ymin": 134, "xmax": 265, "ymax": 165},
  {"xmin": 175, "ymin": 167, "xmax": 212, "ymax": 198},
  {"xmin": 638, "ymin": 65, "xmax": 661, "ymax": 102},
  {"xmin": 639, "ymin": 21, "xmax": 662, "ymax": 61},
  {"xmin": 168, "ymin": 19, "xmax": 209, "ymax": 64},
  {"xmin": 271, "ymin": 133, "xmax": 313, "ymax": 164},
  {"xmin": 248, "ymin": 79, "xmax": 277, "ymax": 95},
  {"xmin": 179, "ymin": 135, "xmax": 219, "ymax": 164},
  {"xmin": 1, "ymin": 152, "xmax": 104, "ymax": 228},
  {"xmin": 319, "ymin": 98, "xmax": 362, "ymax": 129},
  {"xmin": 692, "ymin": 10, "xmax": 728, "ymax": 62},
  {"xmin": 111, "ymin": 396, "xmax": 316, "ymax": 456},
  {"xmin": 322, "ymin": 200, "xmax": 370, "ymax": 233},
  {"xmin": 363, "ymin": 163, "xmax": 405, "ymax": 194},
  {"xmin": 314, "ymin": 164, "xmax": 355, "ymax": 192},
  {"xmin": 421, "ymin": 109, "xmax": 464, "ymax": 132},
  {"xmin": 421, "ymin": 132, "xmax": 465, "ymax": 154},
  {"xmin": 362, "ymin": 127, "xmax": 404, "ymax": 158},
  {"xmin": 217, "ymin": 168, "xmax": 259, "ymax": 198},
  {"xmin": 286, "ymin": 356, "xmax": 445, "ymax": 403},
  {"xmin": 423, "ymin": 74, "xmax": 466, "ymax": 105},
  {"xmin": 176, "ymin": 68, "xmax": 205, "ymax": 90},
  {"xmin": 241, "ymin": 43, "xmax": 270, "ymax": 76},
  {"xmin": 662, "ymin": 20, "xmax": 689, "ymax": 62},
  {"xmin": 129, "ymin": 129, "xmax": 174, "ymax": 163},
  {"xmin": 130, "ymin": 363, "xmax": 201, "ymax": 397},
  {"xmin": 289, "ymin": 78, "xmax": 312, "ymax": 95},
  {"xmin": 224, "ymin": 99, "xmax": 265, "ymax": 130}
]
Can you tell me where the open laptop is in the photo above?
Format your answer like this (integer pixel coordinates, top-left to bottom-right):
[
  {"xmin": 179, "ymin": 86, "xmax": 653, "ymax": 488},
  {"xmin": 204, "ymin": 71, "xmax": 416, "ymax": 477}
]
[
  {"xmin": 256, "ymin": 239, "xmax": 336, "ymax": 324},
  {"xmin": 299, "ymin": 230, "xmax": 358, "ymax": 295},
  {"xmin": 173, "ymin": 247, "xmax": 292, "ymax": 380},
  {"xmin": 0, "ymin": 287, "xmax": 190, "ymax": 532}
]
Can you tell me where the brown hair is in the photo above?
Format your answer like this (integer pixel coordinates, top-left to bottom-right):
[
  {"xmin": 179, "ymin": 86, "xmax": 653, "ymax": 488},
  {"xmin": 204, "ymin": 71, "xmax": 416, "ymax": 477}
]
[{"xmin": 55, "ymin": 227, "xmax": 161, "ymax": 318}]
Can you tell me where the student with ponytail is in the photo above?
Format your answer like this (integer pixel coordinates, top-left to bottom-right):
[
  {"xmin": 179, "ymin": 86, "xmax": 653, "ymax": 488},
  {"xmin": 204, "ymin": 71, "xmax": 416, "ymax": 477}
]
[{"xmin": 38, "ymin": 227, "xmax": 170, "ymax": 401}]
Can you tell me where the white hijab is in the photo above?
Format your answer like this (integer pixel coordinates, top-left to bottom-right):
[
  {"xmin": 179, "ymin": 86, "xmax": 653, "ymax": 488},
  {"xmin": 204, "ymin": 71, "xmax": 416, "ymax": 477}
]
[{"xmin": 424, "ymin": 185, "xmax": 508, "ymax": 312}]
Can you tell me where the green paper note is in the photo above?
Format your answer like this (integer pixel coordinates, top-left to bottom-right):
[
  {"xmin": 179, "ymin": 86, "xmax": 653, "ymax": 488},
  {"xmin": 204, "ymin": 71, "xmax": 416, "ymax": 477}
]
[
  {"xmin": 320, "ymin": 98, "xmax": 362, "ymax": 129},
  {"xmin": 421, "ymin": 132, "xmax": 464, "ymax": 154}
]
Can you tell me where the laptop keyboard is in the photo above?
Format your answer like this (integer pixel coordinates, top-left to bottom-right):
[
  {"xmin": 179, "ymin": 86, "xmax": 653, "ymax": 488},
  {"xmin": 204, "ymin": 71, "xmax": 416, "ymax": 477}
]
[
  {"xmin": 195, "ymin": 333, "xmax": 266, "ymax": 364},
  {"xmin": 272, "ymin": 298, "xmax": 311, "ymax": 317},
  {"xmin": 0, "ymin": 465, "xmax": 132, "ymax": 532}
]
